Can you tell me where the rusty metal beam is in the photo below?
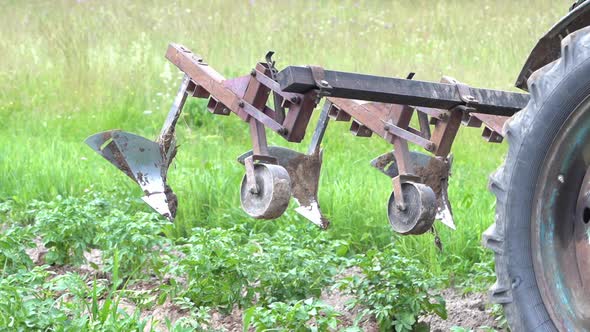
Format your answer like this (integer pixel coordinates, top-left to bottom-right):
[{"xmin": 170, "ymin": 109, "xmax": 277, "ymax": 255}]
[
  {"xmin": 277, "ymin": 66, "xmax": 529, "ymax": 116},
  {"xmin": 166, "ymin": 43, "xmax": 321, "ymax": 143}
]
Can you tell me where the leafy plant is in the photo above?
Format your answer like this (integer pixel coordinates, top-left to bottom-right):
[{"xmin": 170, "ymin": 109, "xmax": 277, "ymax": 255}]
[
  {"xmin": 244, "ymin": 225, "xmax": 349, "ymax": 305},
  {"xmin": 0, "ymin": 266, "xmax": 68, "ymax": 330},
  {"xmin": 455, "ymin": 249, "xmax": 496, "ymax": 293},
  {"xmin": 450, "ymin": 327, "xmax": 499, "ymax": 332},
  {"xmin": 243, "ymin": 298, "xmax": 340, "ymax": 332},
  {"xmin": 96, "ymin": 210, "xmax": 171, "ymax": 278},
  {"xmin": 0, "ymin": 200, "xmax": 13, "ymax": 215},
  {"xmin": 490, "ymin": 304, "xmax": 508, "ymax": 331},
  {"xmin": 0, "ymin": 198, "xmax": 32, "ymax": 226},
  {"xmin": 50, "ymin": 250, "xmax": 151, "ymax": 331},
  {"xmin": 0, "ymin": 225, "xmax": 34, "ymax": 274},
  {"xmin": 336, "ymin": 245, "xmax": 446, "ymax": 332},
  {"xmin": 30, "ymin": 194, "xmax": 107, "ymax": 265},
  {"xmin": 164, "ymin": 297, "xmax": 212, "ymax": 332},
  {"xmin": 173, "ymin": 225, "xmax": 349, "ymax": 313},
  {"xmin": 172, "ymin": 226, "xmax": 251, "ymax": 312}
]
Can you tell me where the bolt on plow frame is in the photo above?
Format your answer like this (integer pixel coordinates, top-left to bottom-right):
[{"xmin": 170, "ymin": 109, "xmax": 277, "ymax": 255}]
[{"xmin": 87, "ymin": 1, "xmax": 590, "ymax": 330}]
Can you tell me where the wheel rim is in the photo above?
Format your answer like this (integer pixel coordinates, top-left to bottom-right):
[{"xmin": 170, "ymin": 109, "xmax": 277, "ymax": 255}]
[
  {"xmin": 387, "ymin": 182, "xmax": 436, "ymax": 235},
  {"xmin": 532, "ymin": 95, "xmax": 590, "ymax": 331},
  {"xmin": 240, "ymin": 163, "xmax": 291, "ymax": 219}
]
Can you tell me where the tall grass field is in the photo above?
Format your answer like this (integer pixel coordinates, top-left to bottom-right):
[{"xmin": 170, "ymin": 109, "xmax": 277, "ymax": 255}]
[{"xmin": 0, "ymin": 1, "xmax": 565, "ymax": 331}]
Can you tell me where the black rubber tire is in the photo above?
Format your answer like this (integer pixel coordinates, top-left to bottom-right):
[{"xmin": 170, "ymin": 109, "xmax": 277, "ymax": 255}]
[{"xmin": 483, "ymin": 27, "xmax": 590, "ymax": 331}]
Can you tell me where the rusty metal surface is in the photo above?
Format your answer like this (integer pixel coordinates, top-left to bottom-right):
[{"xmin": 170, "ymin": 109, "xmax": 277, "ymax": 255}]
[
  {"xmin": 326, "ymin": 93, "xmax": 459, "ymax": 230},
  {"xmin": 574, "ymin": 166, "xmax": 590, "ymax": 294},
  {"xmin": 482, "ymin": 127, "xmax": 503, "ymax": 143},
  {"xmin": 529, "ymin": 98, "xmax": 590, "ymax": 331},
  {"xmin": 415, "ymin": 106, "xmax": 447, "ymax": 120},
  {"xmin": 206, "ymin": 97, "xmax": 230, "ymax": 115},
  {"xmin": 307, "ymin": 101, "xmax": 331, "ymax": 155},
  {"xmin": 280, "ymin": 91, "xmax": 318, "ymax": 142},
  {"xmin": 350, "ymin": 120, "xmax": 373, "ymax": 137},
  {"xmin": 89, "ymin": 44, "xmax": 531, "ymax": 240},
  {"xmin": 327, "ymin": 98, "xmax": 441, "ymax": 152},
  {"xmin": 240, "ymin": 163, "xmax": 291, "ymax": 220},
  {"xmin": 430, "ymin": 107, "xmax": 463, "ymax": 157},
  {"xmin": 249, "ymin": 118, "xmax": 269, "ymax": 157},
  {"xmin": 384, "ymin": 122, "xmax": 434, "ymax": 151},
  {"xmin": 86, "ymin": 74, "xmax": 195, "ymax": 220},
  {"xmin": 371, "ymin": 151, "xmax": 455, "ymax": 230},
  {"xmin": 328, "ymin": 103, "xmax": 352, "ymax": 122},
  {"xmin": 265, "ymin": 52, "xmax": 286, "ymax": 124},
  {"xmin": 469, "ymin": 112, "xmax": 510, "ymax": 135},
  {"xmin": 223, "ymin": 75, "xmax": 250, "ymax": 99},
  {"xmin": 461, "ymin": 113, "xmax": 483, "ymax": 128},
  {"xmin": 85, "ymin": 130, "xmax": 174, "ymax": 218},
  {"xmin": 391, "ymin": 134, "xmax": 412, "ymax": 209},
  {"xmin": 327, "ymin": 97, "xmax": 404, "ymax": 140},
  {"xmin": 468, "ymin": 112, "xmax": 510, "ymax": 143},
  {"xmin": 165, "ymin": 44, "xmax": 319, "ymax": 142},
  {"xmin": 238, "ymin": 146, "xmax": 328, "ymax": 229},
  {"xmin": 253, "ymin": 68, "xmax": 301, "ymax": 110},
  {"xmin": 418, "ymin": 111, "xmax": 431, "ymax": 139},
  {"xmin": 278, "ymin": 65, "xmax": 529, "ymax": 116},
  {"xmin": 387, "ymin": 182, "xmax": 437, "ymax": 235},
  {"xmin": 166, "ymin": 44, "xmax": 284, "ymax": 134}
]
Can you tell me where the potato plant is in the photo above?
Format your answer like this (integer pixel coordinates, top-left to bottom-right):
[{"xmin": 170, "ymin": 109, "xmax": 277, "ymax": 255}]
[
  {"xmin": 243, "ymin": 298, "xmax": 341, "ymax": 332},
  {"xmin": 336, "ymin": 246, "xmax": 446, "ymax": 332},
  {"xmin": 95, "ymin": 210, "xmax": 172, "ymax": 278},
  {"xmin": 29, "ymin": 195, "xmax": 106, "ymax": 265}
]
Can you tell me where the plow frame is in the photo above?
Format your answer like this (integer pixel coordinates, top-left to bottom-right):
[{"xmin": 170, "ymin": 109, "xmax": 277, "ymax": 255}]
[{"xmin": 88, "ymin": 43, "xmax": 530, "ymax": 235}]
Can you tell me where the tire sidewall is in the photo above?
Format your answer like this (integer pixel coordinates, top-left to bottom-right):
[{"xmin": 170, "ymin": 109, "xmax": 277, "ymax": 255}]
[{"xmin": 503, "ymin": 55, "xmax": 590, "ymax": 331}]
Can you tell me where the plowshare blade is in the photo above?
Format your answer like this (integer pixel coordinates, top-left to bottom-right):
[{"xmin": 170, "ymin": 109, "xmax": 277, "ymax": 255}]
[
  {"xmin": 436, "ymin": 181, "xmax": 456, "ymax": 230},
  {"xmin": 370, "ymin": 151, "xmax": 455, "ymax": 230},
  {"xmin": 85, "ymin": 75, "xmax": 190, "ymax": 220},
  {"xmin": 85, "ymin": 130, "xmax": 175, "ymax": 220},
  {"xmin": 238, "ymin": 146, "xmax": 329, "ymax": 229}
]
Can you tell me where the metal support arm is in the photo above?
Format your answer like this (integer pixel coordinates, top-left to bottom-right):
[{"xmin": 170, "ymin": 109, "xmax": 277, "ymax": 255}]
[{"xmin": 277, "ymin": 66, "xmax": 529, "ymax": 116}]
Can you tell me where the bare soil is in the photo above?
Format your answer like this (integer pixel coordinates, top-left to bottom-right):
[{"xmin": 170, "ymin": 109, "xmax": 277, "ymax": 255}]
[{"xmin": 422, "ymin": 288, "xmax": 506, "ymax": 332}]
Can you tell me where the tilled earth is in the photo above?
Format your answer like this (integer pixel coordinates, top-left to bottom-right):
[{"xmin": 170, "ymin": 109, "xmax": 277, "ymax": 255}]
[{"xmin": 422, "ymin": 288, "xmax": 505, "ymax": 331}]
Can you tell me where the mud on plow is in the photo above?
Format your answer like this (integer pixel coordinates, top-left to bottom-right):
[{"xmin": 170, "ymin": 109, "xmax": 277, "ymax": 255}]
[{"xmin": 86, "ymin": 43, "xmax": 528, "ymax": 235}]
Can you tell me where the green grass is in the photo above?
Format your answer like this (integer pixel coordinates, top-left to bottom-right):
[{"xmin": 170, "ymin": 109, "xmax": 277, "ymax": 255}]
[{"xmin": 0, "ymin": 0, "xmax": 564, "ymax": 278}]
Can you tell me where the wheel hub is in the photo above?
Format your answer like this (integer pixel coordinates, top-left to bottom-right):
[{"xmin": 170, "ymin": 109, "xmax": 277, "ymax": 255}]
[
  {"xmin": 575, "ymin": 168, "xmax": 590, "ymax": 296},
  {"xmin": 387, "ymin": 182, "xmax": 437, "ymax": 235},
  {"xmin": 240, "ymin": 163, "xmax": 291, "ymax": 220}
]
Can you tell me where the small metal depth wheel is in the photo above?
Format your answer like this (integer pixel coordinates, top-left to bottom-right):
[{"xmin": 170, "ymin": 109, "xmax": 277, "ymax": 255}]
[
  {"xmin": 387, "ymin": 182, "xmax": 437, "ymax": 235},
  {"xmin": 240, "ymin": 163, "xmax": 291, "ymax": 219}
]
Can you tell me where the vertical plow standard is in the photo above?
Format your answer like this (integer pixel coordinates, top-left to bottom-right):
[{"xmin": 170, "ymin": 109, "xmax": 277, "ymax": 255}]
[{"xmin": 87, "ymin": 43, "xmax": 528, "ymax": 234}]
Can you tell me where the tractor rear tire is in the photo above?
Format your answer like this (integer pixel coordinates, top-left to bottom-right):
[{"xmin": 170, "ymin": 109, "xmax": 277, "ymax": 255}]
[{"xmin": 484, "ymin": 26, "xmax": 590, "ymax": 331}]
